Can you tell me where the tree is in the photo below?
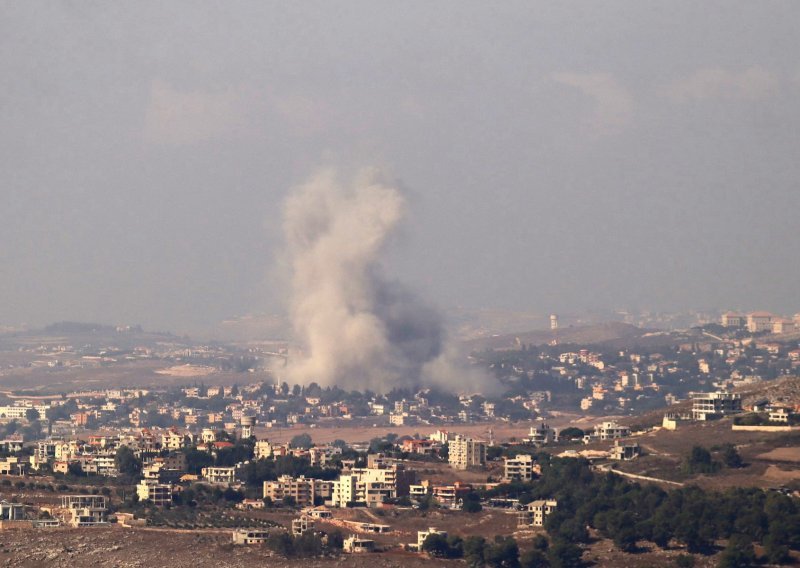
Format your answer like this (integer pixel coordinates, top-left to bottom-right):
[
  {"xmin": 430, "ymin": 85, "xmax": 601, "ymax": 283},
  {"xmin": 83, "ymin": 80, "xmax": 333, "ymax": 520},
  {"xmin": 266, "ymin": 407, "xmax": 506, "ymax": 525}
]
[
  {"xmin": 721, "ymin": 444, "xmax": 743, "ymax": 468},
  {"xmin": 674, "ymin": 554, "xmax": 695, "ymax": 568},
  {"xmin": 115, "ymin": 446, "xmax": 142, "ymax": 477},
  {"xmin": 290, "ymin": 433, "xmax": 313, "ymax": 450},
  {"xmin": 25, "ymin": 408, "xmax": 40, "ymax": 423},
  {"xmin": 484, "ymin": 537, "xmax": 520, "ymax": 568},
  {"xmin": 464, "ymin": 536, "xmax": 487, "ymax": 567},
  {"xmin": 520, "ymin": 549, "xmax": 550, "ymax": 568},
  {"xmin": 422, "ymin": 533, "xmax": 451, "ymax": 557},
  {"xmin": 559, "ymin": 427, "xmax": 584, "ymax": 440},
  {"xmin": 547, "ymin": 539, "xmax": 583, "ymax": 568},
  {"xmin": 717, "ymin": 534, "xmax": 756, "ymax": 568}
]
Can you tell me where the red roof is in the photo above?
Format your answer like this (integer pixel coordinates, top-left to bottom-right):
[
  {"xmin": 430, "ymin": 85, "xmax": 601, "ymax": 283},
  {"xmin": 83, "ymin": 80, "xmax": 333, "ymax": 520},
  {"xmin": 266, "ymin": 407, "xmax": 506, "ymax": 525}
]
[{"xmin": 213, "ymin": 441, "xmax": 234, "ymax": 449}]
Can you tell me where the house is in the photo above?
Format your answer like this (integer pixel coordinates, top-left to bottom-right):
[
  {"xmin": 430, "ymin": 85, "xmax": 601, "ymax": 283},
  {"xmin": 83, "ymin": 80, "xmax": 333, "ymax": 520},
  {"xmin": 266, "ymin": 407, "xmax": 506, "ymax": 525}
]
[
  {"xmin": 721, "ymin": 313, "xmax": 745, "ymax": 328},
  {"xmin": 202, "ymin": 466, "xmax": 236, "ymax": 485},
  {"xmin": 609, "ymin": 440, "xmax": 641, "ymax": 461},
  {"xmin": 769, "ymin": 407, "xmax": 791, "ymax": 424},
  {"xmin": 524, "ymin": 422, "xmax": 558, "ymax": 445},
  {"xmin": 343, "ymin": 535, "xmax": 375, "ymax": 553},
  {"xmin": 232, "ymin": 528, "xmax": 270, "ymax": 545},
  {"xmin": 518, "ymin": 499, "xmax": 557, "ymax": 528},
  {"xmin": 432, "ymin": 482, "xmax": 472, "ymax": 508},
  {"xmin": 594, "ymin": 421, "xmax": 630, "ymax": 440},
  {"xmin": 60, "ymin": 495, "xmax": 108, "ymax": 527},
  {"xmin": 414, "ymin": 527, "xmax": 447, "ymax": 551}
]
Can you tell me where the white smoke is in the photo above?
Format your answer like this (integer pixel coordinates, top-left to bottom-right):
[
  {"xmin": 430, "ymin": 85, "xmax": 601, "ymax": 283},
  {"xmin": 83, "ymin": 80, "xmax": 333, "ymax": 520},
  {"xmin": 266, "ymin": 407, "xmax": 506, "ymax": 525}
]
[{"xmin": 282, "ymin": 168, "xmax": 491, "ymax": 393}]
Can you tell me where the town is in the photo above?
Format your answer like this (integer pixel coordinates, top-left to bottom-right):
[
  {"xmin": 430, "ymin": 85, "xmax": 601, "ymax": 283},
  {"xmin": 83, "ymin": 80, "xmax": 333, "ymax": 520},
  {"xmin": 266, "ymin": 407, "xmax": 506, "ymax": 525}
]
[{"xmin": 0, "ymin": 311, "xmax": 797, "ymax": 566}]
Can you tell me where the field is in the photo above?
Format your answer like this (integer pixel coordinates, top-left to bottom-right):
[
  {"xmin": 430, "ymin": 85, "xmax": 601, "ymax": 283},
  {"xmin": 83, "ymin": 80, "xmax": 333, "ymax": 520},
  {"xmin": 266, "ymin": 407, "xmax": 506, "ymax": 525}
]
[{"xmin": 610, "ymin": 418, "xmax": 800, "ymax": 489}]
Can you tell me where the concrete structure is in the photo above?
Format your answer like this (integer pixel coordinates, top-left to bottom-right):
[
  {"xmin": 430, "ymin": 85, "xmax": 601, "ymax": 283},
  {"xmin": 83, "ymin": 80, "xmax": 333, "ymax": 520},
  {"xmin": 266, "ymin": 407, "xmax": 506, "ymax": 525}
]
[
  {"xmin": 690, "ymin": 392, "xmax": 742, "ymax": 421},
  {"xmin": 448, "ymin": 435, "xmax": 486, "ymax": 470},
  {"xmin": 504, "ymin": 454, "xmax": 535, "ymax": 482},
  {"xmin": 0, "ymin": 501, "xmax": 24, "ymax": 520},
  {"xmin": 291, "ymin": 515, "xmax": 314, "ymax": 536},
  {"xmin": 721, "ymin": 312, "xmax": 745, "ymax": 328},
  {"xmin": 415, "ymin": 527, "xmax": 447, "ymax": 551},
  {"xmin": 136, "ymin": 480, "xmax": 174, "ymax": 506},
  {"xmin": 524, "ymin": 422, "xmax": 558, "ymax": 445},
  {"xmin": 609, "ymin": 440, "xmax": 641, "ymax": 461},
  {"xmin": 60, "ymin": 495, "xmax": 108, "ymax": 527},
  {"xmin": 232, "ymin": 528, "xmax": 270, "ymax": 545},
  {"xmin": 263, "ymin": 475, "xmax": 332, "ymax": 507},
  {"xmin": 518, "ymin": 499, "xmax": 557, "ymax": 528},
  {"xmin": 594, "ymin": 421, "xmax": 630, "ymax": 440},
  {"xmin": 343, "ymin": 535, "xmax": 375, "ymax": 553},
  {"xmin": 202, "ymin": 466, "xmax": 236, "ymax": 485}
]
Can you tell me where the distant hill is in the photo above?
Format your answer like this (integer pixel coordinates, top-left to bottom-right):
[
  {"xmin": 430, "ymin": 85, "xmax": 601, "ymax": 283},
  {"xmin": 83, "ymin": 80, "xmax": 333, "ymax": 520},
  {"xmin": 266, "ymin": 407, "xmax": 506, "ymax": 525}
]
[{"xmin": 462, "ymin": 321, "xmax": 647, "ymax": 351}]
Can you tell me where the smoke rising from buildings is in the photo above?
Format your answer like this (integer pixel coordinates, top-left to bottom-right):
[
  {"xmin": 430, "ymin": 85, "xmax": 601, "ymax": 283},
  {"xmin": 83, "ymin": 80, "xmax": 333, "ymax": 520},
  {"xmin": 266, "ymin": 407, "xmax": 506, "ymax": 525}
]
[{"xmin": 283, "ymin": 169, "xmax": 488, "ymax": 393}]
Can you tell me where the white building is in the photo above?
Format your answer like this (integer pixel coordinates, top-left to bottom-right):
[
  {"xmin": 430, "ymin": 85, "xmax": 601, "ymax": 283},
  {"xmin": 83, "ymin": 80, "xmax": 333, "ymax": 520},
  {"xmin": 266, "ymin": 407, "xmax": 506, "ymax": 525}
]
[{"xmin": 690, "ymin": 392, "xmax": 742, "ymax": 421}]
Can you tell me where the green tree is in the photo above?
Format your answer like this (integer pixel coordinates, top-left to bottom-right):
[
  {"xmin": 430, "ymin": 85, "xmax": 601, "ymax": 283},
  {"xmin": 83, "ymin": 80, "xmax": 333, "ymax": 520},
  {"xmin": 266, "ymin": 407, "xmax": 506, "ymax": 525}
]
[
  {"xmin": 717, "ymin": 534, "xmax": 756, "ymax": 568},
  {"xmin": 115, "ymin": 446, "xmax": 142, "ymax": 477},
  {"xmin": 290, "ymin": 433, "xmax": 313, "ymax": 449},
  {"xmin": 464, "ymin": 536, "xmax": 487, "ymax": 567},
  {"xmin": 721, "ymin": 444, "xmax": 743, "ymax": 468},
  {"xmin": 422, "ymin": 533, "xmax": 451, "ymax": 557}
]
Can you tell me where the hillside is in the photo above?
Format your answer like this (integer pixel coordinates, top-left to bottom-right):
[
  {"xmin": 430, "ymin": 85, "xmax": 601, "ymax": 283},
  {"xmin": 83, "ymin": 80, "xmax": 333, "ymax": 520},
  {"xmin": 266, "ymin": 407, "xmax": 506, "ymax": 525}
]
[{"xmin": 462, "ymin": 322, "xmax": 647, "ymax": 351}]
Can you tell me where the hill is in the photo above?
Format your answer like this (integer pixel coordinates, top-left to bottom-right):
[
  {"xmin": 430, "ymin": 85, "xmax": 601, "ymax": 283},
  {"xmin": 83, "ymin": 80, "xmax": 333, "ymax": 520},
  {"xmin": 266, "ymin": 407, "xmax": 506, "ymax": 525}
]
[{"xmin": 462, "ymin": 321, "xmax": 648, "ymax": 351}]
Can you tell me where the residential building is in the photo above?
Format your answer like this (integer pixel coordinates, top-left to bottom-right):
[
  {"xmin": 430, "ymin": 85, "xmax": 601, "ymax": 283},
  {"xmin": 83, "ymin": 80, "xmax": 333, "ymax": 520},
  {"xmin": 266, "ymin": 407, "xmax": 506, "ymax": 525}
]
[
  {"xmin": 518, "ymin": 499, "xmax": 557, "ymax": 528},
  {"xmin": 343, "ymin": 535, "xmax": 375, "ymax": 553},
  {"xmin": 137, "ymin": 480, "xmax": 174, "ymax": 506},
  {"xmin": 524, "ymin": 422, "xmax": 558, "ymax": 445},
  {"xmin": 504, "ymin": 454, "xmax": 535, "ymax": 482},
  {"xmin": 448, "ymin": 435, "xmax": 486, "ymax": 470},
  {"xmin": 690, "ymin": 392, "xmax": 742, "ymax": 421},
  {"xmin": 202, "ymin": 466, "xmax": 236, "ymax": 485},
  {"xmin": 232, "ymin": 529, "xmax": 270, "ymax": 545},
  {"xmin": 263, "ymin": 475, "xmax": 331, "ymax": 507},
  {"xmin": 415, "ymin": 527, "xmax": 447, "ymax": 551},
  {"xmin": 593, "ymin": 421, "xmax": 630, "ymax": 440},
  {"xmin": 609, "ymin": 440, "xmax": 641, "ymax": 461}
]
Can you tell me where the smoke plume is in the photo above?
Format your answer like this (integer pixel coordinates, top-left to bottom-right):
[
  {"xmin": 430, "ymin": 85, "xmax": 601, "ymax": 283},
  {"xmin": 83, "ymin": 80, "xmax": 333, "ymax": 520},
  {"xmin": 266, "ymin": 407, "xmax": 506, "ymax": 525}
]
[{"xmin": 282, "ymin": 169, "xmax": 487, "ymax": 393}]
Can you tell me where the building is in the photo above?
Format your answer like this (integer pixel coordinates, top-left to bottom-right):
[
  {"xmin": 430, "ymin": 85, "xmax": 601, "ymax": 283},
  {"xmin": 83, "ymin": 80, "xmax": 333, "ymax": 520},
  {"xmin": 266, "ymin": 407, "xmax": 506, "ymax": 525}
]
[
  {"xmin": 343, "ymin": 535, "xmax": 375, "ymax": 553},
  {"xmin": 448, "ymin": 435, "xmax": 486, "ymax": 470},
  {"xmin": 415, "ymin": 527, "xmax": 447, "ymax": 551},
  {"xmin": 254, "ymin": 440, "xmax": 274, "ymax": 460},
  {"xmin": 263, "ymin": 475, "xmax": 331, "ymax": 507},
  {"xmin": 232, "ymin": 529, "xmax": 270, "ymax": 545},
  {"xmin": 747, "ymin": 312, "xmax": 775, "ymax": 333},
  {"xmin": 504, "ymin": 454, "xmax": 535, "ymax": 482},
  {"xmin": 524, "ymin": 422, "xmax": 558, "ymax": 445},
  {"xmin": 593, "ymin": 421, "xmax": 630, "ymax": 440},
  {"xmin": 518, "ymin": 499, "xmax": 557, "ymax": 528},
  {"xmin": 202, "ymin": 466, "xmax": 237, "ymax": 485},
  {"xmin": 60, "ymin": 495, "xmax": 108, "ymax": 527},
  {"xmin": 609, "ymin": 440, "xmax": 641, "ymax": 461},
  {"xmin": 772, "ymin": 319, "xmax": 796, "ymax": 334},
  {"xmin": 0, "ymin": 501, "xmax": 25, "ymax": 520},
  {"xmin": 431, "ymin": 482, "xmax": 472, "ymax": 508},
  {"xmin": 291, "ymin": 515, "xmax": 315, "ymax": 536},
  {"xmin": 721, "ymin": 312, "xmax": 745, "ymax": 328},
  {"xmin": 769, "ymin": 407, "xmax": 791, "ymax": 424},
  {"xmin": 690, "ymin": 392, "xmax": 742, "ymax": 421},
  {"xmin": 137, "ymin": 480, "xmax": 174, "ymax": 506}
]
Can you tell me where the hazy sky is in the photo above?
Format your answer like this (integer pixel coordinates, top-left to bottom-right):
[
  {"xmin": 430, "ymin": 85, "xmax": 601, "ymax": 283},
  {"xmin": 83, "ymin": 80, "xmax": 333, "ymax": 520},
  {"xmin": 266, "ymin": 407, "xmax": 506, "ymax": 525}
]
[{"xmin": 2, "ymin": 2, "xmax": 799, "ymax": 333}]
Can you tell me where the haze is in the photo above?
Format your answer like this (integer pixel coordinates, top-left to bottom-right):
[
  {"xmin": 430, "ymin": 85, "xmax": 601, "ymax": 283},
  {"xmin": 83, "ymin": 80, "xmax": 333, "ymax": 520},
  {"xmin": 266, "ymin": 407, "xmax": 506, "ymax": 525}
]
[{"xmin": 2, "ymin": 2, "xmax": 799, "ymax": 333}]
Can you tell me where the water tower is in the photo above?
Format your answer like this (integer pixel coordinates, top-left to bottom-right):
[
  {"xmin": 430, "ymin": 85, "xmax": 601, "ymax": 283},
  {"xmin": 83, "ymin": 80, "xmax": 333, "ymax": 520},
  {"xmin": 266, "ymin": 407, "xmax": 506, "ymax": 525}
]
[{"xmin": 240, "ymin": 415, "xmax": 256, "ymax": 439}]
